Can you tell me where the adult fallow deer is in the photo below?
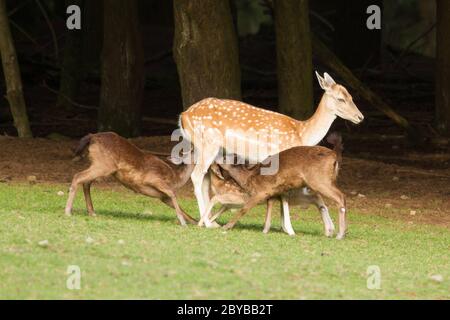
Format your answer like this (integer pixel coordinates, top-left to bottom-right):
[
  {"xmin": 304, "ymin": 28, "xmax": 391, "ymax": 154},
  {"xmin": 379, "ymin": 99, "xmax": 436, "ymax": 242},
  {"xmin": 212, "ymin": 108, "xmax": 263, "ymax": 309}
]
[{"xmin": 179, "ymin": 72, "xmax": 363, "ymax": 226}]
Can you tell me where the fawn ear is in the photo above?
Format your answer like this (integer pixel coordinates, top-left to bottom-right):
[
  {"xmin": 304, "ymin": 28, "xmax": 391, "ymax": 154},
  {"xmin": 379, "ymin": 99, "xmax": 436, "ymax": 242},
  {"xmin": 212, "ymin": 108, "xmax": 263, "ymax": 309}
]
[
  {"xmin": 315, "ymin": 71, "xmax": 327, "ymax": 90},
  {"xmin": 166, "ymin": 154, "xmax": 182, "ymax": 165},
  {"xmin": 210, "ymin": 164, "xmax": 225, "ymax": 180}
]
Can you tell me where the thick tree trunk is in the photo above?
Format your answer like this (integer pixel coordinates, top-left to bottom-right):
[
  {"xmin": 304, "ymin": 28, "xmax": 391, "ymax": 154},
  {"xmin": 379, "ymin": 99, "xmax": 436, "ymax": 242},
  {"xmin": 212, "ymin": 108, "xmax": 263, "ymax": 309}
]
[
  {"xmin": 173, "ymin": 0, "xmax": 241, "ymax": 109},
  {"xmin": 436, "ymin": 0, "xmax": 450, "ymax": 136},
  {"xmin": 57, "ymin": 0, "xmax": 84, "ymax": 110},
  {"xmin": 0, "ymin": 0, "xmax": 32, "ymax": 137},
  {"xmin": 99, "ymin": 0, "xmax": 144, "ymax": 137},
  {"xmin": 274, "ymin": 0, "xmax": 313, "ymax": 120},
  {"xmin": 82, "ymin": 0, "xmax": 103, "ymax": 78}
]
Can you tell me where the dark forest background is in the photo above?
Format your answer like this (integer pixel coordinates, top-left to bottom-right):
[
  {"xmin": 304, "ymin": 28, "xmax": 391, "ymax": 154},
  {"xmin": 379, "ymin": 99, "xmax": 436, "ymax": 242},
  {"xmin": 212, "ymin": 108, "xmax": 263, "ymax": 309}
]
[{"xmin": 0, "ymin": 0, "xmax": 449, "ymax": 154}]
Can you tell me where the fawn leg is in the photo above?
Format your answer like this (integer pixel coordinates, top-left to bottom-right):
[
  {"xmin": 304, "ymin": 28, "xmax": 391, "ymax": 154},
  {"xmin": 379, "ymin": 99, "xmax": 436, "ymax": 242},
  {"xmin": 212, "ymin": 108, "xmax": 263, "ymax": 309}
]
[
  {"xmin": 161, "ymin": 196, "xmax": 197, "ymax": 225},
  {"xmin": 312, "ymin": 193, "xmax": 335, "ymax": 237},
  {"xmin": 83, "ymin": 182, "xmax": 96, "ymax": 217},
  {"xmin": 65, "ymin": 166, "xmax": 111, "ymax": 216},
  {"xmin": 280, "ymin": 196, "xmax": 295, "ymax": 236},
  {"xmin": 263, "ymin": 198, "xmax": 275, "ymax": 234},
  {"xmin": 153, "ymin": 182, "xmax": 194, "ymax": 226},
  {"xmin": 210, "ymin": 205, "xmax": 228, "ymax": 223},
  {"xmin": 223, "ymin": 196, "xmax": 262, "ymax": 230},
  {"xmin": 311, "ymin": 183, "xmax": 346, "ymax": 239}
]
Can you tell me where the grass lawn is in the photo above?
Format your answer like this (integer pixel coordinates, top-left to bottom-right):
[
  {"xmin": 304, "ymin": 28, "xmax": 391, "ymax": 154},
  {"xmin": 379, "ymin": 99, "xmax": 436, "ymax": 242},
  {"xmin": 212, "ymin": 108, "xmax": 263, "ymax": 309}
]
[{"xmin": 0, "ymin": 183, "xmax": 448, "ymax": 299}]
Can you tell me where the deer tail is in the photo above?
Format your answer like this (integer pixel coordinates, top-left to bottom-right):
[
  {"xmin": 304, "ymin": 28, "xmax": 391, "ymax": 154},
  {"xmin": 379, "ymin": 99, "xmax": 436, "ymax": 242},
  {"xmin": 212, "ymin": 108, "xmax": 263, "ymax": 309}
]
[{"xmin": 73, "ymin": 134, "xmax": 93, "ymax": 156}]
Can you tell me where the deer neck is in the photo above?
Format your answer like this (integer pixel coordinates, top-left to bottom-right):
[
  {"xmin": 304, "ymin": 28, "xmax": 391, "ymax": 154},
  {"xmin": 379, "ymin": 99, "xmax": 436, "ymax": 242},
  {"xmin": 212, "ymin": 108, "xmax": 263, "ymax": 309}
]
[
  {"xmin": 299, "ymin": 94, "xmax": 337, "ymax": 146},
  {"xmin": 174, "ymin": 162, "xmax": 196, "ymax": 189}
]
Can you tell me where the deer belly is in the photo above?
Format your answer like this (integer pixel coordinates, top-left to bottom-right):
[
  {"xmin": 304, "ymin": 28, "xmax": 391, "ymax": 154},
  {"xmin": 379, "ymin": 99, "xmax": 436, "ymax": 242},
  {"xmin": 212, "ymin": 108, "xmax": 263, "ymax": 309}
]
[
  {"xmin": 114, "ymin": 170, "xmax": 146, "ymax": 193},
  {"xmin": 223, "ymin": 131, "xmax": 287, "ymax": 163}
]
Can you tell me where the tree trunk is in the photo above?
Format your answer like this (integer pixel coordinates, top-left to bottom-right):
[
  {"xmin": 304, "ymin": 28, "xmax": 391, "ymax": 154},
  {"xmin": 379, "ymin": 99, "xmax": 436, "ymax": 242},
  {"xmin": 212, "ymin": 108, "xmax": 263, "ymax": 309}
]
[
  {"xmin": 436, "ymin": 0, "xmax": 450, "ymax": 136},
  {"xmin": 82, "ymin": 0, "xmax": 103, "ymax": 78},
  {"xmin": 98, "ymin": 0, "xmax": 144, "ymax": 137},
  {"xmin": 274, "ymin": 0, "xmax": 313, "ymax": 120},
  {"xmin": 0, "ymin": 0, "xmax": 32, "ymax": 138},
  {"xmin": 57, "ymin": 0, "xmax": 84, "ymax": 110},
  {"xmin": 173, "ymin": 0, "xmax": 241, "ymax": 109}
]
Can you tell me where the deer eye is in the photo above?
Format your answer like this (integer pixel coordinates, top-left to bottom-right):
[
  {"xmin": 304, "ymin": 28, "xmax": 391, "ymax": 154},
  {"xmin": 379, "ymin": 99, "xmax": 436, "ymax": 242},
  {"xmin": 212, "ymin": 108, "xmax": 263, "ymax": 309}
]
[{"xmin": 338, "ymin": 98, "xmax": 346, "ymax": 103}]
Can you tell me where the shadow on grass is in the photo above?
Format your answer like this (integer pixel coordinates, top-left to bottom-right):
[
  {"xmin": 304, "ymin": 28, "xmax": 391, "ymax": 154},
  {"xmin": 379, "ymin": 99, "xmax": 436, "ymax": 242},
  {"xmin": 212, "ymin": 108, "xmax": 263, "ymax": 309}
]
[
  {"xmin": 97, "ymin": 209, "xmax": 178, "ymax": 223},
  {"xmin": 93, "ymin": 210, "xmax": 323, "ymax": 237},
  {"xmin": 228, "ymin": 222, "xmax": 323, "ymax": 236}
]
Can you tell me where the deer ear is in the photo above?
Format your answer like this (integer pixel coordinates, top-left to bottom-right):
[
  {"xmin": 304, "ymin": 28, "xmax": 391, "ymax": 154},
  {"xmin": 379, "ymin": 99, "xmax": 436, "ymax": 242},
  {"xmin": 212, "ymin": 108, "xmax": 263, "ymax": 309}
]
[
  {"xmin": 315, "ymin": 71, "xmax": 327, "ymax": 90},
  {"xmin": 324, "ymin": 72, "xmax": 336, "ymax": 86},
  {"xmin": 210, "ymin": 164, "xmax": 225, "ymax": 180}
]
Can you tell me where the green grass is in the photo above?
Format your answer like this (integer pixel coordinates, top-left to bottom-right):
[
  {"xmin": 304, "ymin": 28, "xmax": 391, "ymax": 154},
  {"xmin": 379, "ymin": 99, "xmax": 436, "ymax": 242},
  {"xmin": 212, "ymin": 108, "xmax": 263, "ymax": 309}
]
[{"xmin": 0, "ymin": 183, "xmax": 449, "ymax": 300}]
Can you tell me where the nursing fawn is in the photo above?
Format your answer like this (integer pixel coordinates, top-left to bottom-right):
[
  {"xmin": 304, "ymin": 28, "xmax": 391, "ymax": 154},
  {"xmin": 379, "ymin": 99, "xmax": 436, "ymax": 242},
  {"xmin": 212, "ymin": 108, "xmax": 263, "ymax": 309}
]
[
  {"xmin": 65, "ymin": 132, "xmax": 197, "ymax": 226},
  {"xmin": 217, "ymin": 133, "xmax": 347, "ymax": 239}
]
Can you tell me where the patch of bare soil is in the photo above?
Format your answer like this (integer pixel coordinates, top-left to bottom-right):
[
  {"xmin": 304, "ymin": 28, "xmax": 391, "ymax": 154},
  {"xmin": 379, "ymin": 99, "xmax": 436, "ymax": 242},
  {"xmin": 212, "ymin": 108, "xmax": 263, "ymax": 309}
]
[{"xmin": 0, "ymin": 135, "xmax": 449, "ymax": 228}]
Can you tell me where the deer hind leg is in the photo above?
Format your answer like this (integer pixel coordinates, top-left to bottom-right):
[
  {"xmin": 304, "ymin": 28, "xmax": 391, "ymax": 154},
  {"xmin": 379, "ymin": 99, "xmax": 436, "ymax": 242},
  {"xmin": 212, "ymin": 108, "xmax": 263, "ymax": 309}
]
[
  {"xmin": 83, "ymin": 182, "xmax": 96, "ymax": 217},
  {"xmin": 191, "ymin": 143, "xmax": 220, "ymax": 227},
  {"xmin": 263, "ymin": 198, "xmax": 275, "ymax": 234},
  {"xmin": 65, "ymin": 166, "xmax": 112, "ymax": 216},
  {"xmin": 310, "ymin": 183, "xmax": 346, "ymax": 240},
  {"xmin": 280, "ymin": 196, "xmax": 295, "ymax": 236}
]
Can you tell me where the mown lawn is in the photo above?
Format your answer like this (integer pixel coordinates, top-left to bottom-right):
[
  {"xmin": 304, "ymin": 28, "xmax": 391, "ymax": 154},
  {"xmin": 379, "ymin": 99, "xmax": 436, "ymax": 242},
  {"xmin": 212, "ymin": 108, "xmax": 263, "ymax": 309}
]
[{"xmin": 0, "ymin": 183, "xmax": 448, "ymax": 299}]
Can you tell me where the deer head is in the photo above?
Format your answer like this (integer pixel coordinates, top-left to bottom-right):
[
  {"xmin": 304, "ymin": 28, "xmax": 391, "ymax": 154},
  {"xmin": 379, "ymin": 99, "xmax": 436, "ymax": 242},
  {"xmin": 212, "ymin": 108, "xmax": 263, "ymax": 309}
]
[{"xmin": 315, "ymin": 72, "xmax": 364, "ymax": 124}]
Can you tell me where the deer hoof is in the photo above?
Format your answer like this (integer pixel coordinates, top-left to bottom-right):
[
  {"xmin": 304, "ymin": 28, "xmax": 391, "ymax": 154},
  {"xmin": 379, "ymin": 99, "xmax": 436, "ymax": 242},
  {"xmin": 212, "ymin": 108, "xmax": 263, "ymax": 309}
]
[
  {"xmin": 223, "ymin": 223, "xmax": 234, "ymax": 230},
  {"xmin": 209, "ymin": 221, "xmax": 221, "ymax": 228},
  {"xmin": 336, "ymin": 233, "xmax": 345, "ymax": 240}
]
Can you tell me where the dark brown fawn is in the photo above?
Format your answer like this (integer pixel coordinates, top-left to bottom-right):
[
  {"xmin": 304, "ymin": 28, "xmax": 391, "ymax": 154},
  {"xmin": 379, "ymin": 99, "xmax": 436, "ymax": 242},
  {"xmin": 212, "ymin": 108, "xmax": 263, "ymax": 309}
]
[
  {"xmin": 202, "ymin": 165, "xmax": 334, "ymax": 237},
  {"xmin": 65, "ymin": 132, "xmax": 197, "ymax": 226},
  {"xmin": 217, "ymin": 133, "xmax": 347, "ymax": 239}
]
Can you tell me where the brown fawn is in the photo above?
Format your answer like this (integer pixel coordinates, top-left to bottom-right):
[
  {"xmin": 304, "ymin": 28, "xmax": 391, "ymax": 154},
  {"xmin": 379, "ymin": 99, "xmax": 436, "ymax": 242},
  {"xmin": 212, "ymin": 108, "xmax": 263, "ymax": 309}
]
[
  {"xmin": 65, "ymin": 132, "xmax": 197, "ymax": 226},
  {"xmin": 217, "ymin": 133, "xmax": 347, "ymax": 239},
  {"xmin": 179, "ymin": 72, "xmax": 363, "ymax": 227},
  {"xmin": 200, "ymin": 164, "xmax": 335, "ymax": 237}
]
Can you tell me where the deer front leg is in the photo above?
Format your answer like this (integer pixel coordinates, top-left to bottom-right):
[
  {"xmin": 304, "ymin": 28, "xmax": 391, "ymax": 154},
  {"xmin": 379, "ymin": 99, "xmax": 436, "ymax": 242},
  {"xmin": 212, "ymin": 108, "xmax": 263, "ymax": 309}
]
[
  {"xmin": 191, "ymin": 144, "xmax": 219, "ymax": 227},
  {"xmin": 198, "ymin": 195, "xmax": 221, "ymax": 228},
  {"xmin": 161, "ymin": 196, "xmax": 197, "ymax": 225},
  {"xmin": 223, "ymin": 196, "xmax": 262, "ymax": 231}
]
